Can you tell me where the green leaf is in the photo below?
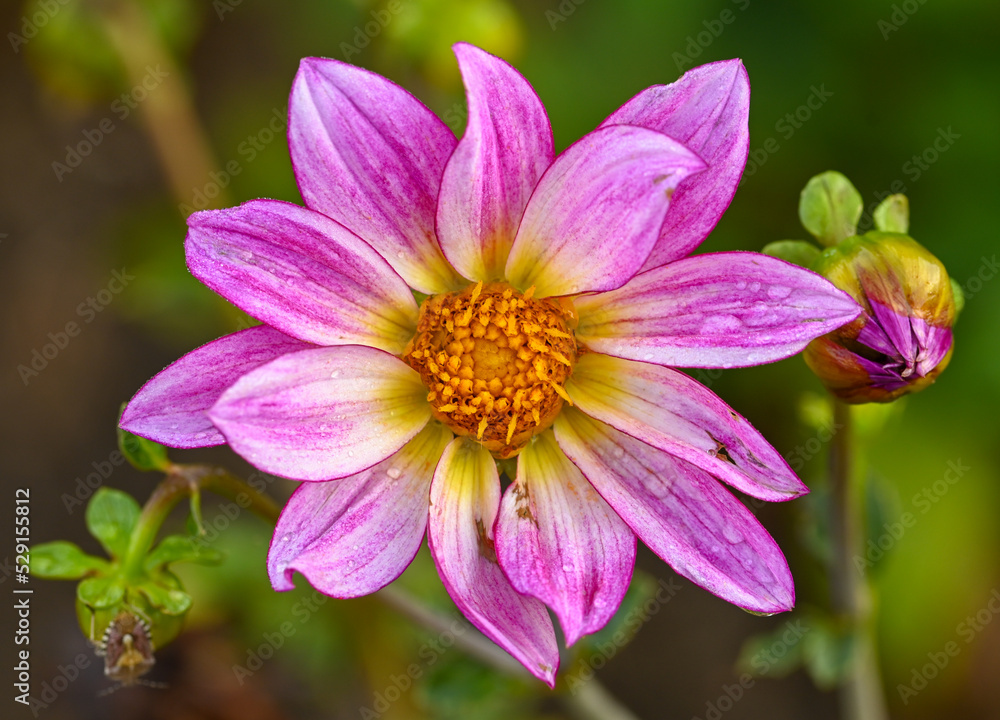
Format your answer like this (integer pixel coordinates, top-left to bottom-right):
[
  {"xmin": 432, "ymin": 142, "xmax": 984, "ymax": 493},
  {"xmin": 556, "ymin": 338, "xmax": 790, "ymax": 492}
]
[
  {"xmin": 761, "ymin": 240, "xmax": 821, "ymax": 269},
  {"xmin": 137, "ymin": 580, "xmax": 192, "ymax": 616},
  {"xmin": 873, "ymin": 193, "xmax": 909, "ymax": 233},
  {"xmin": 117, "ymin": 424, "xmax": 171, "ymax": 472},
  {"xmin": 799, "ymin": 171, "xmax": 863, "ymax": 247},
  {"xmin": 801, "ymin": 619, "xmax": 857, "ymax": 690},
  {"xmin": 85, "ymin": 488, "xmax": 142, "ymax": 559},
  {"xmin": 30, "ymin": 541, "xmax": 109, "ymax": 579},
  {"xmin": 145, "ymin": 535, "xmax": 224, "ymax": 571},
  {"xmin": 77, "ymin": 576, "xmax": 125, "ymax": 609},
  {"xmin": 951, "ymin": 278, "xmax": 965, "ymax": 319}
]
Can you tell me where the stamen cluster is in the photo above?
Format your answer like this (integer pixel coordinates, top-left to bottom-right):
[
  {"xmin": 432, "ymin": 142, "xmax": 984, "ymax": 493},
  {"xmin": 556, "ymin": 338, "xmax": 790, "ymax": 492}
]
[{"xmin": 403, "ymin": 282, "xmax": 577, "ymax": 458}]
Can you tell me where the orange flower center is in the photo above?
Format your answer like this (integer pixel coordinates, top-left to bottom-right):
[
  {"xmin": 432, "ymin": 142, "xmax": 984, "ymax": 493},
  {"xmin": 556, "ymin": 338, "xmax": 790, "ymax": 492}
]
[{"xmin": 402, "ymin": 281, "xmax": 577, "ymax": 459}]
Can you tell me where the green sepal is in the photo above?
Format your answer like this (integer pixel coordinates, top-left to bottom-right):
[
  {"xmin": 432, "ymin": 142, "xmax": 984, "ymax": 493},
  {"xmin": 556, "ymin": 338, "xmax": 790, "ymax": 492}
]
[
  {"xmin": 872, "ymin": 193, "xmax": 909, "ymax": 233},
  {"xmin": 77, "ymin": 575, "xmax": 126, "ymax": 609},
  {"xmin": 145, "ymin": 535, "xmax": 224, "ymax": 571},
  {"xmin": 85, "ymin": 487, "xmax": 142, "ymax": 559},
  {"xmin": 30, "ymin": 541, "xmax": 110, "ymax": 579},
  {"xmin": 117, "ymin": 420, "xmax": 171, "ymax": 472},
  {"xmin": 799, "ymin": 171, "xmax": 863, "ymax": 247},
  {"xmin": 136, "ymin": 578, "xmax": 192, "ymax": 616},
  {"xmin": 761, "ymin": 240, "xmax": 822, "ymax": 269},
  {"xmin": 950, "ymin": 278, "xmax": 965, "ymax": 319}
]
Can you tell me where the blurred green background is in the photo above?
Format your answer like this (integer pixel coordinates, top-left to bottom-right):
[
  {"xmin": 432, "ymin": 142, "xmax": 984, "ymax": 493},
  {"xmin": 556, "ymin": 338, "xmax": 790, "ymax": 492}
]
[{"xmin": 2, "ymin": 0, "xmax": 998, "ymax": 718}]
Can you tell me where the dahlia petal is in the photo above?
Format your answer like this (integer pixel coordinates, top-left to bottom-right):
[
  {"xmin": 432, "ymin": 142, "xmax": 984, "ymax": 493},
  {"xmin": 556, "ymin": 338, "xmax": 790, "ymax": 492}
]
[
  {"xmin": 186, "ymin": 200, "xmax": 419, "ymax": 354},
  {"xmin": 602, "ymin": 59, "xmax": 750, "ymax": 269},
  {"xmin": 574, "ymin": 252, "xmax": 862, "ymax": 368},
  {"xmin": 428, "ymin": 437, "xmax": 559, "ymax": 685},
  {"xmin": 120, "ymin": 325, "xmax": 311, "ymax": 449},
  {"xmin": 267, "ymin": 422, "xmax": 452, "ymax": 596},
  {"xmin": 554, "ymin": 409, "xmax": 794, "ymax": 614},
  {"xmin": 494, "ymin": 431, "xmax": 636, "ymax": 646},
  {"xmin": 289, "ymin": 57, "xmax": 461, "ymax": 293},
  {"xmin": 437, "ymin": 44, "xmax": 553, "ymax": 282},
  {"xmin": 566, "ymin": 354, "xmax": 806, "ymax": 501},
  {"xmin": 209, "ymin": 345, "xmax": 431, "ymax": 481},
  {"xmin": 504, "ymin": 125, "xmax": 705, "ymax": 297}
]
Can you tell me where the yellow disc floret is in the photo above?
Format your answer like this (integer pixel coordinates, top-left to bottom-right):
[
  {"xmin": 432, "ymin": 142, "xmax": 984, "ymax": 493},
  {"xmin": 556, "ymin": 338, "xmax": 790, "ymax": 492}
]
[{"xmin": 402, "ymin": 281, "xmax": 577, "ymax": 459}]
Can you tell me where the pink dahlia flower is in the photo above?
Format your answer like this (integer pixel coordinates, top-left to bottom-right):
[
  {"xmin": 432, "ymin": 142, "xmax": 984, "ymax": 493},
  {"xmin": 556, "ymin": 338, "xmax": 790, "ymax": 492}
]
[{"xmin": 121, "ymin": 45, "xmax": 860, "ymax": 684}]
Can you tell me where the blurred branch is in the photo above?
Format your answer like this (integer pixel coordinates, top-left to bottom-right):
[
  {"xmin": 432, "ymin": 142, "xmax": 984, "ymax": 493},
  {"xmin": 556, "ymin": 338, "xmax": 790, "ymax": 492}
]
[
  {"xmin": 829, "ymin": 402, "xmax": 889, "ymax": 720},
  {"xmin": 376, "ymin": 585, "xmax": 642, "ymax": 720},
  {"xmin": 101, "ymin": 0, "xmax": 227, "ymax": 214}
]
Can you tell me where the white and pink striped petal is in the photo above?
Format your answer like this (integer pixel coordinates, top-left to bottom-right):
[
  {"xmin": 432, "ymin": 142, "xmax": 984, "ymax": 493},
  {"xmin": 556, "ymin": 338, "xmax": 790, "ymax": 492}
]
[
  {"xmin": 495, "ymin": 431, "xmax": 635, "ymax": 646},
  {"xmin": 267, "ymin": 422, "xmax": 452, "ymax": 596},
  {"xmin": 428, "ymin": 437, "xmax": 559, "ymax": 686},
  {"xmin": 209, "ymin": 345, "xmax": 431, "ymax": 481},
  {"xmin": 437, "ymin": 44, "xmax": 553, "ymax": 282},
  {"xmin": 555, "ymin": 409, "xmax": 795, "ymax": 615},
  {"xmin": 186, "ymin": 200, "xmax": 419, "ymax": 354}
]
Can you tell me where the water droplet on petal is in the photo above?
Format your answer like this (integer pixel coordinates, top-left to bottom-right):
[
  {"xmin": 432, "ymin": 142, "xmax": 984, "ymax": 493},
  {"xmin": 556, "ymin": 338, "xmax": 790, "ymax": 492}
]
[
  {"xmin": 281, "ymin": 534, "xmax": 291, "ymax": 543},
  {"xmin": 347, "ymin": 450, "xmax": 355, "ymax": 457},
  {"xmin": 387, "ymin": 467, "xmax": 402, "ymax": 479},
  {"xmin": 330, "ymin": 370, "xmax": 340, "ymax": 379}
]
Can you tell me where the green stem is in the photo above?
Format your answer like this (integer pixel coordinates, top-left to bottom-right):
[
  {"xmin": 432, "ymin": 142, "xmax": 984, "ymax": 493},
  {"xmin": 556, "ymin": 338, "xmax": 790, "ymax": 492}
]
[
  {"xmin": 121, "ymin": 465, "xmax": 280, "ymax": 579},
  {"xmin": 829, "ymin": 402, "xmax": 889, "ymax": 720}
]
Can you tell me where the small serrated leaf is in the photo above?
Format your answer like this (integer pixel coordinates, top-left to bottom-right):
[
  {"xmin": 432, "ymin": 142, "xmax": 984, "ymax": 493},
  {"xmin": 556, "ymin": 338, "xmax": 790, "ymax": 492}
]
[
  {"xmin": 799, "ymin": 171, "xmax": 863, "ymax": 247},
  {"xmin": 872, "ymin": 194, "xmax": 909, "ymax": 233},
  {"xmin": 78, "ymin": 575, "xmax": 125, "ymax": 609},
  {"xmin": 85, "ymin": 488, "xmax": 142, "ymax": 559},
  {"xmin": 145, "ymin": 535, "xmax": 223, "ymax": 571},
  {"xmin": 30, "ymin": 541, "xmax": 109, "ymax": 579},
  {"xmin": 137, "ymin": 581, "xmax": 192, "ymax": 616},
  {"xmin": 761, "ymin": 240, "xmax": 822, "ymax": 269}
]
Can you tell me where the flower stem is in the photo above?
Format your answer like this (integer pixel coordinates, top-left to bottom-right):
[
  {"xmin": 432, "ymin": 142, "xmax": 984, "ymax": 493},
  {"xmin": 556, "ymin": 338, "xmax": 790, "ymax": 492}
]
[
  {"xmin": 121, "ymin": 464, "xmax": 281, "ymax": 579},
  {"xmin": 829, "ymin": 401, "xmax": 889, "ymax": 720},
  {"xmin": 376, "ymin": 585, "xmax": 642, "ymax": 720}
]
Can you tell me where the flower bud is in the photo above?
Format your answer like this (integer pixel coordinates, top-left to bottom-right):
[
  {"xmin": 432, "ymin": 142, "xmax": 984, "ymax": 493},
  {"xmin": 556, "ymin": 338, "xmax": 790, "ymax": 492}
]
[{"xmin": 804, "ymin": 232, "xmax": 955, "ymax": 403}]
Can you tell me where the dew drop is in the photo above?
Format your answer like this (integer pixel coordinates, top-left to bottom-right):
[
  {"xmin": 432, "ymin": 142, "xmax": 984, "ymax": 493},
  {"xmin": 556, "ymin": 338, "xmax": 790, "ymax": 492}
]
[
  {"xmin": 387, "ymin": 467, "xmax": 402, "ymax": 479},
  {"xmin": 281, "ymin": 534, "xmax": 291, "ymax": 543},
  {"xmin": 396, "ymin": 251, "xmax": 406, "ymax": 260},
  {"xmin": 347, "ymin": 450, "xmax": 355, "ymax": 457},
  {"xmin": 330, "ymin": 370, "xmax": 340, "ymax": 379},
  {"xmin": 347, "ymin": 560, "xmax": 355, "ymax": 567},
  {"xmin": 721, "ymin": 524, "xmax": 743, "ymax": 544},
  {"xmin": 352, "ymin": 545, "xmax": 359, "ymax": 551}
]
